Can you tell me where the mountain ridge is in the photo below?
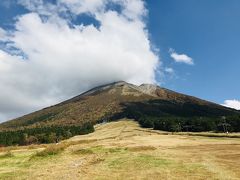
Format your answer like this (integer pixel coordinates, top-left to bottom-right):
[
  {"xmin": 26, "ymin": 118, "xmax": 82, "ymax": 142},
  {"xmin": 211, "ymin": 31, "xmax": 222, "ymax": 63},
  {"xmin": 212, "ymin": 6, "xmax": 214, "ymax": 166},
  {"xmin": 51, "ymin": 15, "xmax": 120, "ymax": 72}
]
[{"xmin": 59, "ymin": 81, "xmax": 234, "ymax": 109}]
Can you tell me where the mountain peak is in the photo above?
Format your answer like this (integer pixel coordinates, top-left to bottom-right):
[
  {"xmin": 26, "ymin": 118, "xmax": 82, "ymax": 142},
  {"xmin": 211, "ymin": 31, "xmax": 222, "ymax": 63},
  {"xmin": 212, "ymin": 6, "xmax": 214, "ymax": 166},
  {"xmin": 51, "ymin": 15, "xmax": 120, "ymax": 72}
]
[
  {"xmin": 111, "ymin": 81, "xmax": 128, "ymax": 85},
  {"xmin": 139, "ymin": 83, "xmax": 158, "ymax": 96},
  {"xmin": 82, "ymin": 81, "xmax": 129, "ymax": 96}
]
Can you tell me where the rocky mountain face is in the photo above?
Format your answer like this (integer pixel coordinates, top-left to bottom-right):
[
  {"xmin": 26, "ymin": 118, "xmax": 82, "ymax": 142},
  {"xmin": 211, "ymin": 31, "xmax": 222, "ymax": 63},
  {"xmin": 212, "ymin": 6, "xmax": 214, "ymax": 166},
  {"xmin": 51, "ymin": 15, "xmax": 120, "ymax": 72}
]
[{"xmin": 0, "ymin": 81, "xmax": 238, "ymax": 131}]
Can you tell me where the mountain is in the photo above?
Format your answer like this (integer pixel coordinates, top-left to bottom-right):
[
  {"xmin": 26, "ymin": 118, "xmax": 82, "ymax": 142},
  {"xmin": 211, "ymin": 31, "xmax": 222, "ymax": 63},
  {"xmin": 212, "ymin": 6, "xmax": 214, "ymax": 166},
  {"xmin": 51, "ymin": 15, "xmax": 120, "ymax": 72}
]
[
  {"xmin": 0, "ymin": 81, "xmax": 238, "ymax": 129},
  {"xmin": 0, "ymin": 81, "xmax": 240, "ymax": 146}
]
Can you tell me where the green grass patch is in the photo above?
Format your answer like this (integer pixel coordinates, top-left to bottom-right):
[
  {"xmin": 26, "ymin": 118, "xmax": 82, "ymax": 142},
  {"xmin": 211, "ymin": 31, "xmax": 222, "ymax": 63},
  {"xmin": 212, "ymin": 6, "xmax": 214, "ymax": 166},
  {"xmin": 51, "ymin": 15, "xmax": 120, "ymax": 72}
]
[
  {"xmin": 0, "ymin": 151, "xmax": 35, "ymax": 179},
  {"xmin": 135, "ymin": 154, "xmax": 171, "ymax": 167},
  {"xmin": 72, "ymin": 146, "xmax": 128, "ymax": 156},
  {"xmin": 0, "ymin": 172, "xmax": 16, "ymax": 179},
  {"xmin": 0, "ymin": 151, "xmax": 14, "ymax": 159},
  {"xmin": 108, "ymin": 147, "xmax": 126, "ymax": 153},
  {"xmin": 88, "ymin": 146, "xmax": 128, "ymax": 154},
  {"xmin": 72, "ymin": 148, "xmax": 94, "ymax": 155}
]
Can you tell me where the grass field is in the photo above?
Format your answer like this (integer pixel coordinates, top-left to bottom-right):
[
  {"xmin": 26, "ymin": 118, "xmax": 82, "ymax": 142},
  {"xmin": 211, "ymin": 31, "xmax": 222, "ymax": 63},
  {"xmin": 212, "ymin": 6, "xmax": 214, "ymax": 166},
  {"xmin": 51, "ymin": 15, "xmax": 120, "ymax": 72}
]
[{"xmin": 0, "ymin": 119, "xmax": 240, "ymax": 180}]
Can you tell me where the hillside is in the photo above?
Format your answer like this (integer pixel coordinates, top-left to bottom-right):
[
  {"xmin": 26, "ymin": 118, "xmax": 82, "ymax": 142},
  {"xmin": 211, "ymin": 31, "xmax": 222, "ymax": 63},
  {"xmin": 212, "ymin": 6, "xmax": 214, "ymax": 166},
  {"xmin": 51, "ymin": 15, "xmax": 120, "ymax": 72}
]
[
  {"xmin": 0, "ymin": 81, "xmax": 238, "ymax": 129},
  {"xmin": 0, "ymin": 81, "xmax": 240, "ymax": 146},
  {"xmin": 1, "ymin": 120, "xmax": 240, "ymax": 179}
]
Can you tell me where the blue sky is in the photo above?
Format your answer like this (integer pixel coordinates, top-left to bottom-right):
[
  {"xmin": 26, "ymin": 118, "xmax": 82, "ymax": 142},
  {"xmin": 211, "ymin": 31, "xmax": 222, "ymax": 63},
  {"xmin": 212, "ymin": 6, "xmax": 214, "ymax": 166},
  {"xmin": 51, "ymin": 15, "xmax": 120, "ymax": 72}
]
[
  {"xmin": 146, "ymin": 0, "xmax": 240, "ymax": 105},
  {"xmin": 0, "ymin": 0, "xmax": 239, "ymax": 121}
]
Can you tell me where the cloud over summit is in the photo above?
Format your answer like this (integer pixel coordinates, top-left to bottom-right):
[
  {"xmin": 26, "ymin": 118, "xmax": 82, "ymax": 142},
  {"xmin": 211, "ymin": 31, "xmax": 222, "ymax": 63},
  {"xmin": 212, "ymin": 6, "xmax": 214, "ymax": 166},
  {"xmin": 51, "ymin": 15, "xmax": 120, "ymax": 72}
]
[{"xmin": 0, "ymin": 0, "xmax": 159, "ymax": 122}]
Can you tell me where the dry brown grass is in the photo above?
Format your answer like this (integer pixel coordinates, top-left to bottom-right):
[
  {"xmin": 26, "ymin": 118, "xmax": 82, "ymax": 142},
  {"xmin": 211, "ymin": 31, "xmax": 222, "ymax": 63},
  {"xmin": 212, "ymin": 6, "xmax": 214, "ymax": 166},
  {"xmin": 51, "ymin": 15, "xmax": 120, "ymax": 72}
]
[
  {"xmin": 127, "ymin": 146, "xmax": 156, "ymax": 152},
  {"xmin": 31, "ymin": 139, "xmax": 99, "ymax": 158},
  {"xmin": 1, "ymin": 119, "xmax": 240, "ymax": 180},
  {"xmin": 176, "ymin": 131, "xmax": 240, "ymax": 138},
  {"xmin": 33, "ymin": 144, "xmax": 67, "ymax": 157}
]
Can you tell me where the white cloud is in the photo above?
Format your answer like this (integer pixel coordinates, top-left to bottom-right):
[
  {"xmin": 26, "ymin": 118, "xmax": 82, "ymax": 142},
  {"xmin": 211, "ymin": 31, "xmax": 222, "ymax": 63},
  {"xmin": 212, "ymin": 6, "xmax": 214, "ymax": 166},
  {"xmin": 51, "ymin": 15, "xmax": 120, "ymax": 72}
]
[
  {"xmin": 164, "ymin": 67, "xmax": 174, "ymax": 74},
  {"xmin": 18, "ymin": 0, "xmax": 105, "ymax": 16},
  {"xmin": 0, "ymin": 0, "xmax": 159, "ymax": 122},
  {"xmin": 0, "ymin": 28, "xmax": 6, "ymax": 39},
  {"xmin": 58, "ymin": 0, "xmax": 106, "ymax": 15},
  {"xmin": 169, "ymin": 48, "xmax": 194, "ymax": 65},
  {"xmin": 222, "ymin": 100, "xmax": 240, "ymax": 110}
]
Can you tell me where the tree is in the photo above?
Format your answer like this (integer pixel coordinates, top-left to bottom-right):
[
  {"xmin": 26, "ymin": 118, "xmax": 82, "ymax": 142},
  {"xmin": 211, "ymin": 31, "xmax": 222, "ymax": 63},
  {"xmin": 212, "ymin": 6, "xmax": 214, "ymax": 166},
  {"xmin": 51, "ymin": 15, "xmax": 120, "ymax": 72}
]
[
  {"xmin": 170, "ymin": 123, "xmax": 182, "ymax": 132},
  {"xmin": 48, "ymin": 133, "xmax": 58, "ymax": 143},
  {"xmin": 26, "ymin": 136, "xmax": 38, "ymax": 145}
]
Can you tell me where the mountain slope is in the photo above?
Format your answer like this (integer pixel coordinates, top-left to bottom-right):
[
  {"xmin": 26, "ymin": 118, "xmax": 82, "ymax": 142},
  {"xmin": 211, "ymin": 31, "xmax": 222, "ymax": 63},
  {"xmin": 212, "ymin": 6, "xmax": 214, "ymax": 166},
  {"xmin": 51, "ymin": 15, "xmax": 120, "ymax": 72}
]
[{"xmin": 0, "ymin": 81, "xmax": 239, "ymax": 131}]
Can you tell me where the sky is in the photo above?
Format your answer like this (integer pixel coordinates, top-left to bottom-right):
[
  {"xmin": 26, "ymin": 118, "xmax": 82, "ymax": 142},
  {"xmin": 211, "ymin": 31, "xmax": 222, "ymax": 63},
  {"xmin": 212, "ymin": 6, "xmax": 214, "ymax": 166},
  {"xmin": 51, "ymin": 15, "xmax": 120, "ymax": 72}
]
[{"xmin": 0, "ymin": 0, "xmax": 239, "ymax": 122}]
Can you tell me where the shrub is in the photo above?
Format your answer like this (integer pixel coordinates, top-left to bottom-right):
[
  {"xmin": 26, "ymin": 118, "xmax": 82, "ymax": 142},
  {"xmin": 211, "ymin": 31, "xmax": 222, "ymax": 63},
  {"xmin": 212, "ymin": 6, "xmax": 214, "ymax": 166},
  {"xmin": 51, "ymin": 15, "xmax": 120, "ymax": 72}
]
[{"xmin": 34, "ymin": 144, "xmax": 67, "ymax": 157}]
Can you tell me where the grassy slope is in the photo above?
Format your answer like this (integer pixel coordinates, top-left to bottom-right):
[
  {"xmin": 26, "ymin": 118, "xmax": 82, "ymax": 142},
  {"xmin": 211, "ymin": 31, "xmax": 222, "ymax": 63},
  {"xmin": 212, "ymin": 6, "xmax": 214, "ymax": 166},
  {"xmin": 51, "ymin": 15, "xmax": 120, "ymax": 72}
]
[{"xmin": 1, "ymin": 119, "xmax": 240, "ymax": 180}]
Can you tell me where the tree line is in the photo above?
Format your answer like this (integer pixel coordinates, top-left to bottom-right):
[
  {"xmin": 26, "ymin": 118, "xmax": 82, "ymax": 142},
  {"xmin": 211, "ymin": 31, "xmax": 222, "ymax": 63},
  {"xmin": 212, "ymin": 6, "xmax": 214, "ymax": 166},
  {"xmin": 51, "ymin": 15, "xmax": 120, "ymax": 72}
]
[
  {"xmin": 137, "ymin": 115, "xmax": 240, "ymax": 132},
  {"xmin": 117, "ymin": 100, "xmax": 240, "ymax": 132},
  {"xmin": 0, "ymin": 123, "xmax": 94, "ymax": 146}
]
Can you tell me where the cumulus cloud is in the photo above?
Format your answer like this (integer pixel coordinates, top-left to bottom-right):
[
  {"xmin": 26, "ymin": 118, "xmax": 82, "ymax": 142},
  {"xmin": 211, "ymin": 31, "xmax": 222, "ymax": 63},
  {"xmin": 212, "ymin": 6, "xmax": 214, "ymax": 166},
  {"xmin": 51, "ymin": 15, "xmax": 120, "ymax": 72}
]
[
  {"xmin": 0, "ymin": 0, "xmax": 159, "ymax": 122},
  {"xmin": 222, "ymin": 100, "xmax": 240, "ymax": 110},
  {"xmin": 169, "ymin": 48, "xmax": 194, "ymax": 65}
]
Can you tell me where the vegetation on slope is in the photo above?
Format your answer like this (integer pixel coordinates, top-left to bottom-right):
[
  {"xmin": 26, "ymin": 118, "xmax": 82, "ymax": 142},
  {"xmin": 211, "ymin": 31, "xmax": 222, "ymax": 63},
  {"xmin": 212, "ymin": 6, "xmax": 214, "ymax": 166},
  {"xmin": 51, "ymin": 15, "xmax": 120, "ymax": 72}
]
[
  {"xmin": 0, "ymin": 123, "xmax": 94, "ymax": 146},
  {"xmin": 120, "ymin": 100, "xmax": 240, "ymax": 132}
]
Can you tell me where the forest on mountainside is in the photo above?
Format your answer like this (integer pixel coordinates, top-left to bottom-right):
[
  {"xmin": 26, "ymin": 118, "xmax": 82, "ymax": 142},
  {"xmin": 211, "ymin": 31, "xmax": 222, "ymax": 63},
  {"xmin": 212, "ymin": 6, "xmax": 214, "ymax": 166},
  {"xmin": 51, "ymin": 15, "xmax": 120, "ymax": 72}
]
[{"xmin": 0, "ymin": 123, "xmax": 94, "ymax": 146}]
